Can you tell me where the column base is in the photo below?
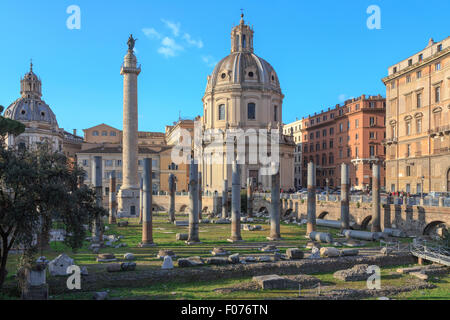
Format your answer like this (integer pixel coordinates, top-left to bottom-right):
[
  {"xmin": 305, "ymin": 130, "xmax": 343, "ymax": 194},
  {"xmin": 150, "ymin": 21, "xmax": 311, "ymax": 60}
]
[
  {"xmin": 266, "ymin": 236, "xmax": 282, "ymax": 241},
  {"xmin": 185, "ymin": 241, "xmax": 202, "ymax": 245},
  {"xmin": 227, "ymin": 238, "xmax": 243, "ymax": 243},
  {"xmin": 139, "ymin": 242, "xmax": 156, "ymax": 248}
]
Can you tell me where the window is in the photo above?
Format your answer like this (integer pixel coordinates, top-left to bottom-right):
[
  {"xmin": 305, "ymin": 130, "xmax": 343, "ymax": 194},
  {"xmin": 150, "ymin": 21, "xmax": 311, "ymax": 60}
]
[
  {"xmin": 406, "ymin": 166, "xmax": 411, "ymax": 177},
  {"xmin": 339, "ymin": 123, "xmax": 343, "ymax": 132},
  {"xmin": 435, "ymin": 62, "xmax": 441, "ymax": 71},
  {"xmin": 330, "ymin": 113, "xmax": 335, "ymax": 119},
  {"xmin": 370, "ymin": 132, "xmax": 376, "ymax": 139},
  {"xmin": 93, "ymin": 131, "xmax": 99, "ymax": 136},
  {"xmin": 408, "ymin": 59, "xmax": 412, "ymax": 66},
  {"xmin": 416, "ymin": 118, "xmax": 422, "ymax": 133},
  {"xmin": 391, "ymin": 82, "xmax": 395, "ymax": 89},
  {"xmin": 322, "ymin": 129, "xmax": 327, "ymax": 137},
  {"xmin": 406, "ymin": 75, "xmax": 411, "ymax": 83},
  {"xmin": 355, "ymin": 119, "xmax": 359, "ymax": 128},
  {"xmin": 322, "ymin": 141, "xmax": 327, "ymax": 149},
  {"xmin": 355, "ymin": 104, "xmax": 360, "ymax": 110},
  {"xmin": 435, "ymin": 87, "xmax": 440, "ymax": 103},
  {"xmin": 316, "ymin": 143, "xmax": 320, "ymax": 151},
  {"xmin": 310, "ymin": 133, "xmax": 314, "ymax": 140},
  {"xmin": 355, "ymin": 133, "xmax": 359, "ymax": 140},
  {"xmin": 370, "ymin": 145, "xmax": 375, "ymax": 157},
  {"xmin": 347, "ymin": 121, "xmax": 350, "ymax": 130},
  {"xmin": 406, "ymin": 144, "xmax": 411, "ymax": 157},
  {"xmin": 102, "ymin": 131, "xmax": 108, "ymax": 136},
  {"xmin": 339, "ymin": 149, "xmax": 343, "ymax": 158},
  {"xmin": 82, "ymin": 159, "xmax": 88, "ymax": 166},
  {"xmin": 416, "ymin": 70, "xmax": 422, "ymax": 79},
  {"xmin": 370, "ymin": 102, "xmax": 376, "ymax": 108},
  {"xmin": 437, "ymin": 44, "xmax": 442, "ymax": 52},
  {"xmin": 117, "ymin": 160, "xmax": 122, "ymax": 166},
  {"xmin": 110, "ymin": 131, "xmax": 117, "ymax": 136},
  {"xmin": 329, "ymin": 153, "xmax": 334, "ymax": 164},
  {"xmin": 105, "ymin": 160, "xmax": 113, "ymax": 167},
  {"xmin": 370, "ymin": 117, "xmax": 375, "ymax": 126},
  {"xmin": 355, "ymin": 147, "xmax": 359, "ymax": 158},
  {"xmin": 347, "ymin": 148, "xmax": 351, "ymax": 157},
  {"xmin": 406, "ymin": 122, "xmax": 411, "ymax": 136},
  {"xmin": 247, "ymin": 103, "xmax": 256, "ymax": 120},
  {"xmin": 218, "ymin": 104, "xmax": 225, "ymax": 120},
  {"xmin": 418, "ymin": 54, "xmax": 423, "ymax": 62},
  {"xmin": 393, "ymin": 67, "xmax": 397, "ymax": 73},
  {"xmin": 273, "ymin": 105, "xmax": 278, "ymax": 121},
  {"xmin": 329, "ymin": 127, "xmax": 334, "ymax": 135},
  {"xmin": 417, "ymin": 93, "xmax": 422, "ymax": 108},
  {"xmin": 329, "ymin": 140, "xmax": 333, "ymax": 148},
  {"xmin": 316, "ymin": 131, "xmax": 320, "ymax": 138}
]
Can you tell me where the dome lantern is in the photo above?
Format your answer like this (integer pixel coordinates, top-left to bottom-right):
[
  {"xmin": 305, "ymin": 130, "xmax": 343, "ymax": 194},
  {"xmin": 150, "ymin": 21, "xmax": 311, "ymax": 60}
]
[
  {"xmin": 20, "ymin": 60, "xmax": 42, "ymax": 99},
  {"xmin": 231, "ymin": 13, "xmax": 254, "ymax": 53}
]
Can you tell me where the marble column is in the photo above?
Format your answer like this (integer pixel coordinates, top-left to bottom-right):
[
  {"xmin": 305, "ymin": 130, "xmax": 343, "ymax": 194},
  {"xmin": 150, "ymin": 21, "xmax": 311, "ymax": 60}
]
[
  {"xmin": 306, "ymin": 162, "xmax": 316, "ymax": 235},
  {"xmin": 229, "ymin": 161, "xmax": 242, "ymax": 242},
  {"xmin": 139, "ymin": 177, "xmax": 143, "ymax": 224},
  {"xmin": 140, "ymin": 158, "xmax": 155, "ymax": 247},
  {"xmin": 108, "ymin": 170, "xmax": 117, "ymax": 224},
  {"xmin": 371, "ymin": 163, "xmax": 381, "ymax": 232},
  {"xmin": 117, "ymin": 39, "xmax": 141, "ymax": 218},
  {"xmin": 187, "ymin": 159, "xmax": 200, "ymax": 243},
  {"xmin": 340, "ymin": 163, "xmax": 350, "ymax": 230}
]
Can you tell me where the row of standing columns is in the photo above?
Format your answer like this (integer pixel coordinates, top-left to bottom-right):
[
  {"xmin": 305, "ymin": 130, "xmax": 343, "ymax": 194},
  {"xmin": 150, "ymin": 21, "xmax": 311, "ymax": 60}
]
[{"xmin": 306, "ymin": 161, "xmax": 382, "ymax": 235}]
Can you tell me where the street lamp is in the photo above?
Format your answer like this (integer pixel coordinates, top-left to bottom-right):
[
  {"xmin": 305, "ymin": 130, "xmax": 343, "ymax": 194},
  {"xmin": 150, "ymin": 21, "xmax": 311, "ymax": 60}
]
[{"xmin": 325, "ymin": 178, "xmax": 329, "ymax": 196}]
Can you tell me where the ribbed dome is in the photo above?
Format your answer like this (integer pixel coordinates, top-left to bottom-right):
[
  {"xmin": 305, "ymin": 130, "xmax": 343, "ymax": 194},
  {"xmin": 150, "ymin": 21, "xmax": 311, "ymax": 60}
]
[
  {"xmin": 4, "ymin": 97, "xmax": 59, "ymax": 128},
  {"xmin": 207, "ymin": 52, "xmax": 281, "ymax": 94}
]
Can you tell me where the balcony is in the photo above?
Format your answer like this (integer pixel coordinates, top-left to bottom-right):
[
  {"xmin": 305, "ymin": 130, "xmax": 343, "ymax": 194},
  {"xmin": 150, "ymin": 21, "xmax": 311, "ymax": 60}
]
[
  {"xmin": 433, "ymin": 147, "xmax": 450, "ymax": 155},
  {"xmin": 382, "ymin": 137, "xmax": 398, "ymax": 145},
  {"xmin": 428, "ymin": 125, "xmax": 450, "ymax": 138}
]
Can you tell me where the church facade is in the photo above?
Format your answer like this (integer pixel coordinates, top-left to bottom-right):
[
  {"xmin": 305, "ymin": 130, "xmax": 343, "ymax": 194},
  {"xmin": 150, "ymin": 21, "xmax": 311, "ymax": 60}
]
[{"xmin": 199, "ymin": 15, "xmax": 295, "ymax": 193}]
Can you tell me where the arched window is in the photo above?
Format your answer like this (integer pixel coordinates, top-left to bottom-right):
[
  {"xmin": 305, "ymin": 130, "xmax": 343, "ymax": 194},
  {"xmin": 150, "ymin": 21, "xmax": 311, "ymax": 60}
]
[
  {"xmin": 93, "ymin": 131, "xmax": 99, "ymax": 136},
  {"xmin": 218, "ymin": 104, "xmax": 225, "ymax": 120},
  {"xmin": 242, "ymin": 34, "xmax": 246, "ymax": 49},
  {"xmin": 274, "ymin": 105, "xmax": 278, "ymax": 121},
  {"xmin": 247, "ymin": 103, "xmax": 256, "ymax": 120}
]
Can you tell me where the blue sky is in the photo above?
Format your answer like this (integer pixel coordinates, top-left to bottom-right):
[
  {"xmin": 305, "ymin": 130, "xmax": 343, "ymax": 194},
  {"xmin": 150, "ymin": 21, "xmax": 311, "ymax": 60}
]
[{"xmin": 0, "ymin": 0, "xmax": 448, "ymax": 135}]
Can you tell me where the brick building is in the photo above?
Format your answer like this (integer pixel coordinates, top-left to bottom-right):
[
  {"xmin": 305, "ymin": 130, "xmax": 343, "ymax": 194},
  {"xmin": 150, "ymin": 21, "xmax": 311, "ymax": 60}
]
[{"xmin": 299, "ymin": 94, "xmax": 386, "ymax": 190}]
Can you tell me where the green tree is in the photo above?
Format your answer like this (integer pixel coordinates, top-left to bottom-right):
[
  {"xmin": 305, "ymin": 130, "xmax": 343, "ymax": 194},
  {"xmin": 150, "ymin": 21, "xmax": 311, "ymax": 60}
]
[{"xmin": 0, "ymin": 142, "xmax": 106, "ymax": 289}]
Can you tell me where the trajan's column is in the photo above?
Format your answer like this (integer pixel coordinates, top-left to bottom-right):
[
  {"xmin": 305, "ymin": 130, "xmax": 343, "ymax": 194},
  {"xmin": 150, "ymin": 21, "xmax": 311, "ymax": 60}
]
[{"xmin": 118, "ymin": 34, "xmax": 141, "ymax": 217}]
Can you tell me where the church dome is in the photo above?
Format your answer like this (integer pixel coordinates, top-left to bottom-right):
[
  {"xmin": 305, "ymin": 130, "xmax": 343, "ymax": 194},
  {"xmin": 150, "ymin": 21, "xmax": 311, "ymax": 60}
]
[
  {"xmin": 205, "ymin": 14, "xmax": 281, "ymax": 95},
  {"xmin": 4, "ymin": 62, "xmax": 59, "ymax": 129}
]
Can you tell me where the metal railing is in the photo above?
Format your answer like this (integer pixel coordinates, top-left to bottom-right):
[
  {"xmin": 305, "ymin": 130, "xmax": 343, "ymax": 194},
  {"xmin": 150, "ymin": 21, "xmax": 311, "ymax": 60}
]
[{"xmin": 410, "ymin": 240, "xmax": 450, "ymax": 266}]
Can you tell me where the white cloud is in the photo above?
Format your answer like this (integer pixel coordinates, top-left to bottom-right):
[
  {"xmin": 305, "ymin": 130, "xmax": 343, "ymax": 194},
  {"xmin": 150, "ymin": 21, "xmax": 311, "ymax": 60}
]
[
  {"xmin": 202, "ymin": 55, "xmax": 217, "ymax": 67},
  {"xmin": 183, "ymin": 33, "xmax": 203, "ymax": 49},
  {"xmin": 161, "ymin": 19, "xmax": 181, "ymax": 37},
  {"xmin": 142, "ymin": 28, "xmax": 161, "ymax": 40},
  {"xmin": 158, "ymin": 37, "xmax": 184, "ymax": 58}
]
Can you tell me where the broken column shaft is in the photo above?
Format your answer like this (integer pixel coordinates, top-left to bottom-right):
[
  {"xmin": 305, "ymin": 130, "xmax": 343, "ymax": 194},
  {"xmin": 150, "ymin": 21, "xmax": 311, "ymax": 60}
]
[
  {"xmin": 247, "ymin": 178, "xmax": 253, "ymax": 217},
  {"xmin": 187, "ymin": 159, "xmax": 200, "ymax": 243},
  {"xmin": 198, "ymin": 172, "xmax": 203, "ymax": 220},
  {"xmin": 92, "ymin": 156, "xmax": 103, "ymax": 244},
  {"xmin": 140, "ymin": 158, "xmax": 155, "ymax": 247},
  {"xmin": 268, "ymin": 164, "xmax": 281, "ymax": 240},
  {"xmin": 108, "ymin": 170, "xmax": 117, "ymax": 224},
  {"xmin": 168, "ymin": 173, "xmax": 176, "ymax": 223},
  {"xmin": 371, "ymin": 163, "xmax": 381, "ymax": 232},
  {"xmin": 222, "ymin": 180, "xmax": 228, "ymax": 218},
  {"xmin": 306, "ymin": 162, "xmax": 316, "ymax": 235},
  {"xmin": 340, "ymin": 163, "xmax": 350, "ymax": 230},
  {"xmin": 229, "ymin": 161, "xmax": 242, "ymax": 242}
]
